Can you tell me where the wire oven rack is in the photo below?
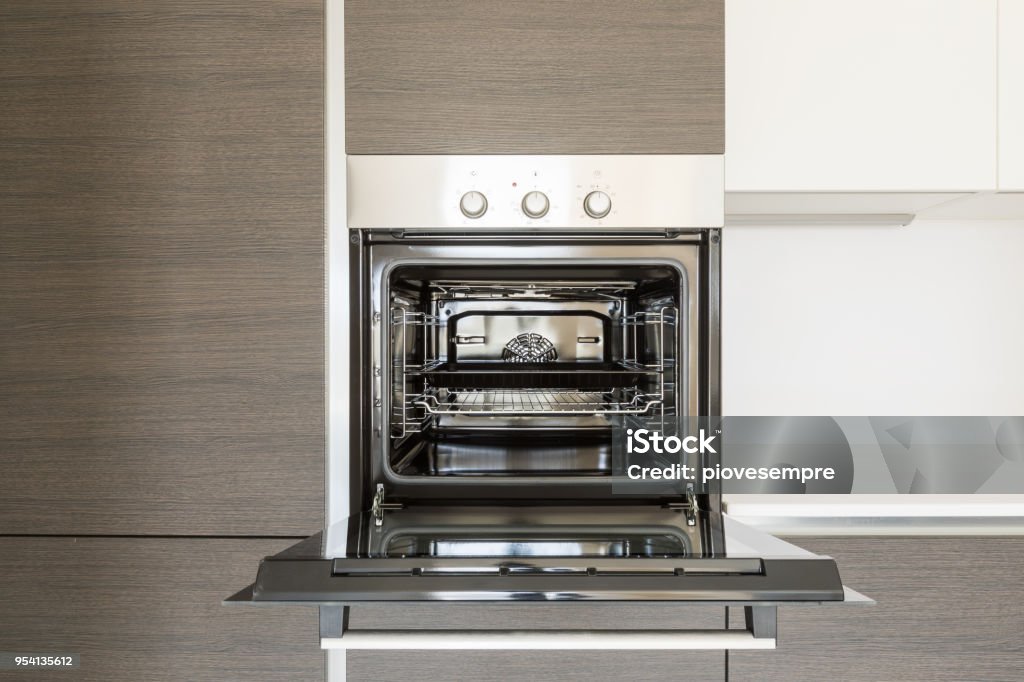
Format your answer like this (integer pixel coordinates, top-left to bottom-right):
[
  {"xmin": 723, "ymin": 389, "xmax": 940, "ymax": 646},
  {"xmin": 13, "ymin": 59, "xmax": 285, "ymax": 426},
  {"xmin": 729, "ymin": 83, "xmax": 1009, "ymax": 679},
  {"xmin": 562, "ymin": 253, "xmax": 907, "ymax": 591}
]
[
  {"xmin": 412, "ymin": 388, "xmax": 661, "ymax": 416},
  {"xmin": 390, "ymin": 306, "xmax": 676, "ymax": 437}
]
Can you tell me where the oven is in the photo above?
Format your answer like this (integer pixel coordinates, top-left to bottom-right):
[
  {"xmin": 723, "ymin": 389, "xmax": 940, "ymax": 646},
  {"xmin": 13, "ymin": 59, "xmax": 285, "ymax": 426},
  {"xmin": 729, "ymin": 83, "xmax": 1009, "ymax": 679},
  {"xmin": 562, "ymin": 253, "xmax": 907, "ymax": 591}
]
[{"xmin": 228, "ymin": 156, "xmax": 865, "ymax": 671}]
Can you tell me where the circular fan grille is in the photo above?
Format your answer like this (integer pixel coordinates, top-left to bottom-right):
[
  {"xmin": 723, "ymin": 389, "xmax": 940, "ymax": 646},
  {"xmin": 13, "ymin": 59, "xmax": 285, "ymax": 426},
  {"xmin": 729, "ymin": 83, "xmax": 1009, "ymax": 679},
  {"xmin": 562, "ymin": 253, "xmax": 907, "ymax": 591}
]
[{"xmin": 501, "ymin": 332, "xmax": 558, "ymax": 363}]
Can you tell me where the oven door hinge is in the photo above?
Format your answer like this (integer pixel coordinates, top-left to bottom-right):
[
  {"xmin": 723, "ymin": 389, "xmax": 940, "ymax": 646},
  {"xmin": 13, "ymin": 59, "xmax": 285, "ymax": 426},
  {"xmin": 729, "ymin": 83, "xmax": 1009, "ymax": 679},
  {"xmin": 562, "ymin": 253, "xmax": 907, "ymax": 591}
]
[
  {"xmin": 371, "ymin": 484, "xmax": 403, "ymax": 526},
  {"xmin": 664, "ymin": 487, "xmax": 698, "ymax": 526}
]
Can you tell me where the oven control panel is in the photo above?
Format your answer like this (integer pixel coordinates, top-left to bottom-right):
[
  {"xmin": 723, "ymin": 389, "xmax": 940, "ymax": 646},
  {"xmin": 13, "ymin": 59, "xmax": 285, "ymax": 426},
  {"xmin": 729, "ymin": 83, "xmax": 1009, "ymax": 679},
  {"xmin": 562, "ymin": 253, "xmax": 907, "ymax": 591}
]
[{"xmin": 347, "ymin": 155, "xmax": 723, "ymax": 229}]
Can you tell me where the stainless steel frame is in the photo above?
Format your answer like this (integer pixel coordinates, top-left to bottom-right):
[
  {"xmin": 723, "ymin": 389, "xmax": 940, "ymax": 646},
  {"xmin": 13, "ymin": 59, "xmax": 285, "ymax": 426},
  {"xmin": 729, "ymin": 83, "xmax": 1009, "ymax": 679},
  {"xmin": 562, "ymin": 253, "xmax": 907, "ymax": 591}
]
[{"xmin": 353, "ymin": 231, "xmax": 709, "ymax": 503}]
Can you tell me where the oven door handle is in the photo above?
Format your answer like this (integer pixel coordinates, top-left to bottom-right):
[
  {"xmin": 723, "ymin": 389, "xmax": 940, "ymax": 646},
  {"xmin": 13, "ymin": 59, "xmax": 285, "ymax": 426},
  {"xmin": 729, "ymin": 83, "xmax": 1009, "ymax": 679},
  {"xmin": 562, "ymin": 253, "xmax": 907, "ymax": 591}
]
[
  {"xmin": 318, "ymin": 605, "xmax": 777, "ymax": 651},
  {"xmin": 321, "ymin": 628, "xmax": 774, "ymax": 651}
]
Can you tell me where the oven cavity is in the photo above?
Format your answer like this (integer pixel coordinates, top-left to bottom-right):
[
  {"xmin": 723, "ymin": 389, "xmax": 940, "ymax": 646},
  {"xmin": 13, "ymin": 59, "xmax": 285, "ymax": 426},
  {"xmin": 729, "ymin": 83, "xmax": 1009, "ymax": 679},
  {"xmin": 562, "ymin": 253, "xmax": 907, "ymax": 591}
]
[{"xmin": 385, "ymin": 265, "xmax": 682, "ymax": 480}]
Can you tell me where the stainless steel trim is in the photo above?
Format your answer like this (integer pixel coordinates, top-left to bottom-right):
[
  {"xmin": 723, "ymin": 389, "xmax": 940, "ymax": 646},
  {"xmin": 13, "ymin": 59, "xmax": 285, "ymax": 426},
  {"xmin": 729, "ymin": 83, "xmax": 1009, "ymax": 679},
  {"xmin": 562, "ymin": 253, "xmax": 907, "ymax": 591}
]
[
  {"xmin": 372, "ymin": 231, "xmax": 692, "ymax": 239},
  {"xmin": 321, "ymin": 629, "xmax": 775, "ymax": 650},
  {"xmin": 347, "ymin": 155, "xmax": 724, "ymax": 229},
  {"xmin": 365, "ymin": 239, "xmax": 703, "ymax": 495},
  {"xmin": 331, "ymin": 558, "xmax": 764, "ymax": 575},
  {"xmin": 706, "ymin": 230, "xmax": 721, "ymax": 419}
]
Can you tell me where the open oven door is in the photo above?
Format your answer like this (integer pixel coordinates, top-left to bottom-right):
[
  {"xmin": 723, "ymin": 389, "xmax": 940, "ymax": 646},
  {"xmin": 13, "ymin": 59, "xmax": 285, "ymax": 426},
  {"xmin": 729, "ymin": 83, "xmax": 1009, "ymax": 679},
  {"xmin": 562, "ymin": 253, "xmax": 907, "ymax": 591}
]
[{"xmin": 225, "ymin": 505, "xmax": 871, "ymax": 652}]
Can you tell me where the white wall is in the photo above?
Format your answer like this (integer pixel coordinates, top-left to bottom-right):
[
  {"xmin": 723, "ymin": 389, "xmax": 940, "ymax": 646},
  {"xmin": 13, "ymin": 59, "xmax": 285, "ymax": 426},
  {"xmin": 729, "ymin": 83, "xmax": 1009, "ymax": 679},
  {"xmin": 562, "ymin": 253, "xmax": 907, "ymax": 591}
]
[{"xmin": 722, "ymin": 221, "xmax": 1024, "ymax": 415}]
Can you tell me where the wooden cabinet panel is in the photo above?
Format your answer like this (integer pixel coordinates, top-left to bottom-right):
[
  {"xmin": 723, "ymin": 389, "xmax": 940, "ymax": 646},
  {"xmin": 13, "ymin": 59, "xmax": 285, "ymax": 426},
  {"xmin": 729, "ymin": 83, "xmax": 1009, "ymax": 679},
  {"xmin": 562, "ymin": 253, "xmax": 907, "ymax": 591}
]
[
  {"xmin": 344, "ymin": 0, "xmax": 723, "ymax": 155},
  {"xmin": 341, "ymin": 604, "xmax": 726, "ymax": 682},
  {"xmin": 0, "ymin": 538, "xmax": 321, "ymax": 682},
  {"xmin": 725, "ymin": 0, "xmax": 997, "ymax": 192},
  {"xmin": 0, "ymin": 1, "xmax": 324, "ymax": 535},
  {"xmin": 728, "ymin": 537, "xmax": 1024, "ymax": 682}
]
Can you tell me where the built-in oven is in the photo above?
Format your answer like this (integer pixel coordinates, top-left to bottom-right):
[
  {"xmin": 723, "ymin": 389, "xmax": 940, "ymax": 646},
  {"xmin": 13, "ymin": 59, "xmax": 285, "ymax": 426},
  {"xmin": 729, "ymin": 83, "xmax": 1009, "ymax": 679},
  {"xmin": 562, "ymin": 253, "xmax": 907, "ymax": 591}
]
[{"xmin": 228, "ymin": 157, "xmax": 866, "ymax": 672}]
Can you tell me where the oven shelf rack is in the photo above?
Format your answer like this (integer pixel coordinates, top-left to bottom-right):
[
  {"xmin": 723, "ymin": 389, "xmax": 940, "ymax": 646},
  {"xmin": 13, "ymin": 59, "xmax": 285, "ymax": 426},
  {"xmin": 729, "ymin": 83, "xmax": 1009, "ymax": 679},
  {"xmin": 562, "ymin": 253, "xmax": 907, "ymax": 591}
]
[
  {"xmin": 411, "ymin": 388, "xmax": 662, "ymax": 416},
  {"xmin": 413, "ymin": 362, "xmax": 657, "ymax": 390}
]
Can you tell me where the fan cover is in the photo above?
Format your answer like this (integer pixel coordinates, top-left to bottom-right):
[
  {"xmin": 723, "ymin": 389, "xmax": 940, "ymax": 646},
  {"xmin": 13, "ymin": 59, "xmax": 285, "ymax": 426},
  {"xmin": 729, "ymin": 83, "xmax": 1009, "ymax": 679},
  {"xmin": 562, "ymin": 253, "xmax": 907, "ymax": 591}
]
[{"xmin": 501, "ymin": 333, "xmax": 558, "ymax": 363}]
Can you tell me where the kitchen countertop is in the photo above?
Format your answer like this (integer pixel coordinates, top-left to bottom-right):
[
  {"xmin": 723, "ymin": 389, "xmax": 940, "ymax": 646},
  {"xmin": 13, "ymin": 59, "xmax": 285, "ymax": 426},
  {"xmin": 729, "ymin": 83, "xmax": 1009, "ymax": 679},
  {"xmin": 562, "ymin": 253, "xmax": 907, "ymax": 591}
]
[{"xmin": 723, "ymin": 494, "xmax": 1024, "ymax": 535}]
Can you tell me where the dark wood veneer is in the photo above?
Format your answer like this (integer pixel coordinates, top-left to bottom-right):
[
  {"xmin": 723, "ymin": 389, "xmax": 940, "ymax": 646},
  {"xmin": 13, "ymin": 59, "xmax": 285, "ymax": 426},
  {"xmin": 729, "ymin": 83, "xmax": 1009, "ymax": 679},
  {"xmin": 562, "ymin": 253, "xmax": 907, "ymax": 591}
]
[
  {"xmin": 0, "ymin": 0, "xmax": 325, "ymax": 535},
  {"xmin": 345, "ymin": 0, "xmax": 724, "ymax": 154},
  {"xmin": 728, "ymin": 536, "xmax": 1024, "ymax": 681},
  {"xmin": 0, "ymin": 538, "xmax": 322, "ymax": 681}
]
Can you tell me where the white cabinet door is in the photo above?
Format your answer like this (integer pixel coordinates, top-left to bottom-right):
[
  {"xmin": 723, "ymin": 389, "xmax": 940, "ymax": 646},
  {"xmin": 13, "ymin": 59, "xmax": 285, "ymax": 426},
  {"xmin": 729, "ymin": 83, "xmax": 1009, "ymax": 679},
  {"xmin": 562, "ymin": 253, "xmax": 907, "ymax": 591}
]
[
  {"xmin": 1000, "ymin": 0, "xmax": 1024, "ymax": 190},
  {"xmin": 726, "ymin": 0, "xmax": 998, "ymax": 192}
]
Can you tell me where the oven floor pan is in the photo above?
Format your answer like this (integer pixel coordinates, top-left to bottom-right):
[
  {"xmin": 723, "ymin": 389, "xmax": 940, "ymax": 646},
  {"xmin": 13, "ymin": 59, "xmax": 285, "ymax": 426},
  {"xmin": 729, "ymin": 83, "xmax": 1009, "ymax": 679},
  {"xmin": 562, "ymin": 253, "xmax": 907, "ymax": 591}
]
[
  {"xmin": 417, "ymin": 362, "xmax": 655, "ymax": 389},
  {"xmin": 346, "ymin": 506, "xmax": 709, "ymax": 560},
  {"xmin": 392, "ymin": 433, "xmax": 612, "ymax": 476},
  {"xmin": 382, "ymin": 531, "xmax": 689, "ymax": 558}
]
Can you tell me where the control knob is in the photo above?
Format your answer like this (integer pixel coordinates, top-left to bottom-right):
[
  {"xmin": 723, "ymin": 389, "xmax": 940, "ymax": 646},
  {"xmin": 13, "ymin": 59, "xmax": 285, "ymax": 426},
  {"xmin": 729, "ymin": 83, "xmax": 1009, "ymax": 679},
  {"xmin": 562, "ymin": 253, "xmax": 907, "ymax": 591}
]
[
  {"xmin": 459, "ymin": 191, "xmax": 488, "ymax": 219},
  {"xmin": 521, "ymin": 191, "xmax": 550, "ymax": 219},
  {"xmin": 583, "ymin": 190, "xmax": 612, "ymax": 219}
]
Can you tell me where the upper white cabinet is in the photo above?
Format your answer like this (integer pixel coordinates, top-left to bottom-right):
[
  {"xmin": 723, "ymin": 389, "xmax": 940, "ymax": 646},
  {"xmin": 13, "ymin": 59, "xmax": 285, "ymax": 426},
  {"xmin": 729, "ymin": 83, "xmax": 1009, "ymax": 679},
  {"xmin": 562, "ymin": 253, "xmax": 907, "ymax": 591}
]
[
  {"xmin": 726, "ymin": 0, "xmax": 998, "ymax": 193},
  {"xmin": 1000, "ymin": 0, "xmax": 1024, "ymax": 190}
]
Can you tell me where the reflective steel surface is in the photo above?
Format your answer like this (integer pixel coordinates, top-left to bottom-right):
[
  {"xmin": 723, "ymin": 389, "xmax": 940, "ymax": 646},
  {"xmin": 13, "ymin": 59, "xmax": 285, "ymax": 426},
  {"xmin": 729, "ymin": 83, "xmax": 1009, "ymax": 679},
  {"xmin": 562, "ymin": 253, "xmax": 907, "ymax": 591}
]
[
  {"xmin": 347, "ymin": 155, "xmax": 724, "ymax": 229},
  {"xmin": 364, "ymin": 235, "xmax": 702, "ymax": 499},
  {"xmin": 354, "ymin": 506, "xmax": 705, "ymax": 559}
]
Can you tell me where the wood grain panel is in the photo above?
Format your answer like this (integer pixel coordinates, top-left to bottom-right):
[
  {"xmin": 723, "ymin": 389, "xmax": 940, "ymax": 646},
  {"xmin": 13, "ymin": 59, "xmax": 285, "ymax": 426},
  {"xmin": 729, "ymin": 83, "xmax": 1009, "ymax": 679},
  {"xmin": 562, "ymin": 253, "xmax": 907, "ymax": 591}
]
[
  {"xmin": 0, "ymin": 1, "xmax": 325, "ymax": 535},
  {"xmin": 345, "ymin": 604, "xmax": 725, "ymax": 682},
  {"xmin": 0, "ymin": 538, "xmax": 321, "ymax": 682},
  {"xmin": 728, "ymin": 537, "xmax": 1024, "ymax": 682},
  {"xmin": 344, "ymin": 0, "xmax": 723, "ymax": 154}
]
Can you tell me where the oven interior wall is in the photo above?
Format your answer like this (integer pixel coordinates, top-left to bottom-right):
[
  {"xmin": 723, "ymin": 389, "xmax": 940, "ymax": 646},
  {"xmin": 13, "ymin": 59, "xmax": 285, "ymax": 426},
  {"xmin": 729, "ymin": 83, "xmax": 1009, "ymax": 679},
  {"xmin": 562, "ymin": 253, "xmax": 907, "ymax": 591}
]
[{"xmin": 386, "ymin": 264, "xmax": 682, "ymax": 480}]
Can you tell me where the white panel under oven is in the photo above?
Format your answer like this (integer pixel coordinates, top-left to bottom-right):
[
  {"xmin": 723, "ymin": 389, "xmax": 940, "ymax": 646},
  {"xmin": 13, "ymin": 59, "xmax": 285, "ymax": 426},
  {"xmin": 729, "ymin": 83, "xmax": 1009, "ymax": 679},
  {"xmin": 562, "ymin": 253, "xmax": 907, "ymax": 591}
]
[{"xmin": 346, "ymin": 155, "xmax": 724, "ymax": 229}]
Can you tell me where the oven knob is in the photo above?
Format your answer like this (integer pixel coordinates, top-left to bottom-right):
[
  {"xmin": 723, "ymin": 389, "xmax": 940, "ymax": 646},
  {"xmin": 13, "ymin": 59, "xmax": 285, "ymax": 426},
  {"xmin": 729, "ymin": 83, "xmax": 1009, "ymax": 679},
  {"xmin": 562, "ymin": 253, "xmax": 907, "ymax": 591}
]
[
  {"xmin": 459, "ymin": 191, "xmax": 488, "ymax": 219},
  {"xmin": 521, "ymin": 191, "xmax": 550, "ymax": 219},
  {"xmin": 583, "ymin": 190, "xmax": 612, "ymax": 219}
]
